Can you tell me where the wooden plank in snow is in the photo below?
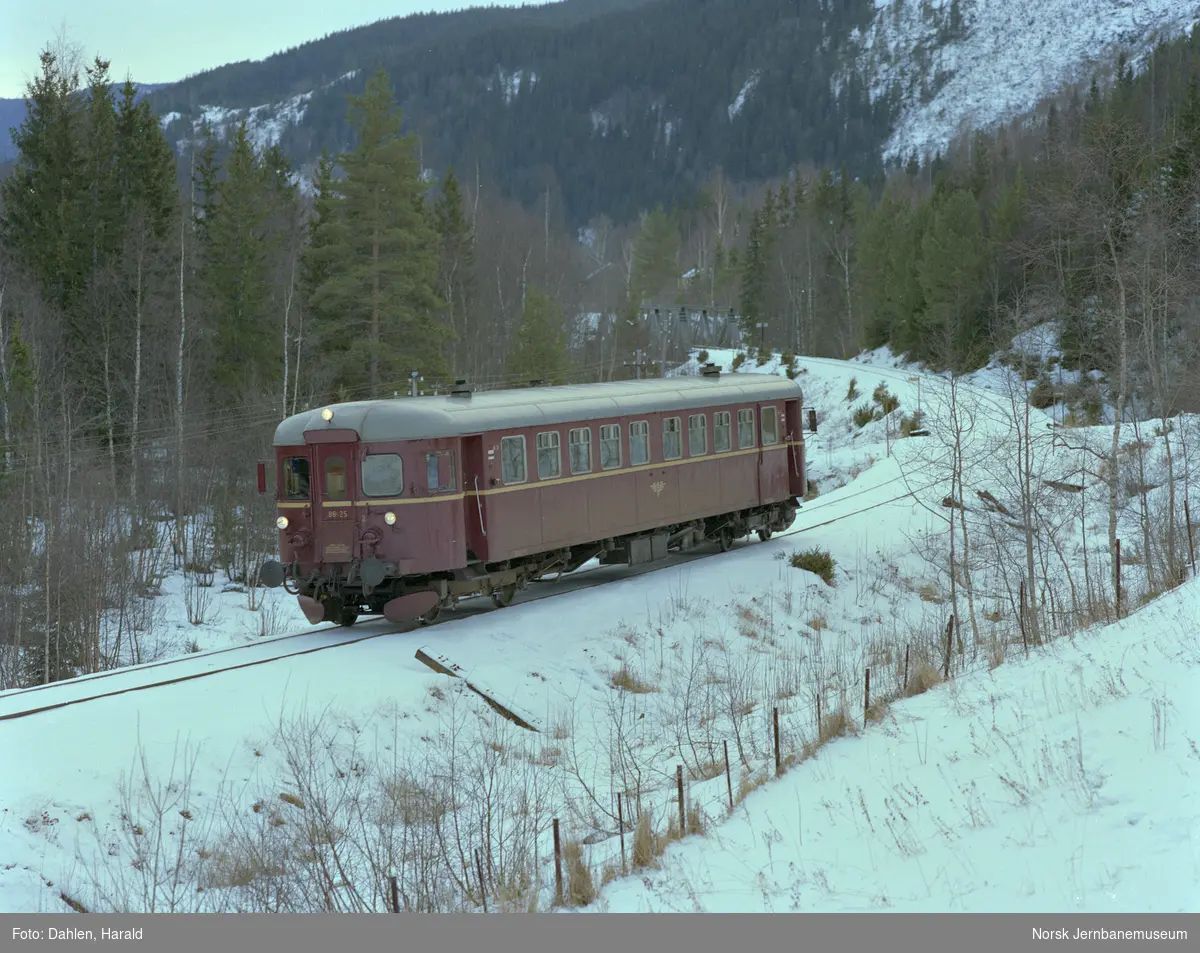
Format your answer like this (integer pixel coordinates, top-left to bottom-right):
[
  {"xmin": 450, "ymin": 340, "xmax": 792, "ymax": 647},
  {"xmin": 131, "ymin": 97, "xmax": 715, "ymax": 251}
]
[{"xmin": 414, "ymin": 646, "xmax": 541, "ymax": 733}]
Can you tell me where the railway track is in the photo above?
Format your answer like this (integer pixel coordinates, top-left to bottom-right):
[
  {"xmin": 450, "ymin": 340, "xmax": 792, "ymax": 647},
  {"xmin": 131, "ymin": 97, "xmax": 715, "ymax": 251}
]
[
  {"xmin": 0, "ymin": 465, "xmax": 941, "ymax": 723},
  {"xmin": 0, "ymin": 623, "xmax": 351, "ymax": 701},
  {"xmin": 797, "ymin": 353, "xmax": 1029, "ymax": 427}
]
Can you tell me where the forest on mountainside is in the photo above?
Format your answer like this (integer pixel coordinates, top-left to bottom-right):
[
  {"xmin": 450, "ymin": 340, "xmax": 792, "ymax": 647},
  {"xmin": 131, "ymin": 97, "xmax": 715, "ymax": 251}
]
[
  {"xmin": 150, "ymin": 0, "xmax": 661, "ymax": 109},
  {"xmin": 150, "ymin": 0, "xmax": 896, "ymax": 227},
  {"xmin": 736, "ymin": 37, "xmax": 1200, "ymax": 422},
  {"xmin": 3, "ymin": 21, "xmax": 1200, "ymax": 687}
]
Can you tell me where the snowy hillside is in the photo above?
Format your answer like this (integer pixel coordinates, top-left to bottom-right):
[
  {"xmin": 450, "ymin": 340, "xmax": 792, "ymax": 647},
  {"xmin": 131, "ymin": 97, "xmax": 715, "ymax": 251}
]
[
  {"xmin": 1, "ymin": 344, "xmax": 1198, "ymax": 914},
  {"xmin": 159, "ymin": 71, "xmax": 362, "ymax": 188},
  {"xmin": 848, "ymin": 0, "xmax": 1200, "ymax": 162}
]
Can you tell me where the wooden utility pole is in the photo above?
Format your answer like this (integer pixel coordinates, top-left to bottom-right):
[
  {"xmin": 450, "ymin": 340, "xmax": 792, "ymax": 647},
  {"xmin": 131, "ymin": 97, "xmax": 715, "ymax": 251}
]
[{"xmin": 623, "ymin": 349, "xmax": 652, "ymax": 380}]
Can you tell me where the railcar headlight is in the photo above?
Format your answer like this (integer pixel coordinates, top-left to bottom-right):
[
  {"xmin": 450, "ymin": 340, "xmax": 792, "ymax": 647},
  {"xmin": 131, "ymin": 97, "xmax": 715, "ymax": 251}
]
[
  {"xmin": 321, "ymin": 407, "xmax": 334, "ymax": 422},
  {"xmin": 384, "ymin": 511, "xmax": 397, "ymax": 525},
  {"xmin": 276, "ymin": 516, "xmax": 289, "ymax": 530}
]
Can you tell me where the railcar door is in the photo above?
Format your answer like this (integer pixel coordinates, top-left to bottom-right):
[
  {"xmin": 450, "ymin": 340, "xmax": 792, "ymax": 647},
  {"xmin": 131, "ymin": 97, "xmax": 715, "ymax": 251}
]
[
  {"xmin": 784, "ymin": 399, "xmax": 806, "ymax": 498},
  {"xmin": 462, "ymin": 434, "xmax": 491, "ymax": 562},
  {"xmin": 756, "ymin": 402, "xmax": 785, "ymax": 503},
  {"xmin": 312, "ymin": 441, "xmax": 360, "ymax": 566}
]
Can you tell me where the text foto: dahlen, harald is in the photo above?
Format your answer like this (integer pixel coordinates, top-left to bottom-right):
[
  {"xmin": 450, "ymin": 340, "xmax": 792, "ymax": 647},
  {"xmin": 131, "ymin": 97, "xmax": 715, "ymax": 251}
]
[{"xmin": 13, "ymin": 927, "xmax": 145, "ymax": 941}]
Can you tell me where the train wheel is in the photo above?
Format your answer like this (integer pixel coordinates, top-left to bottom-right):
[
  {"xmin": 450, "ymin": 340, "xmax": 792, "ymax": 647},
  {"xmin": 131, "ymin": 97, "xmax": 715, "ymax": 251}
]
[
  {"xmin": 339, "ymin": 607, "xmax": 359, "ymax": 627},
  {"xmin": 418, "ymin": 604, "xmax": 442, "ymax": 626},
  {"xmin": 491, "ymin": 584, "xmax": 517, "ymax": 609},
  {"xmin": 757, "ymin": 528, "xmax": 773, "ymax": 542},
  {"xmin": 717, "ymin": 527, "xmax": 734, "ymax": 552}
]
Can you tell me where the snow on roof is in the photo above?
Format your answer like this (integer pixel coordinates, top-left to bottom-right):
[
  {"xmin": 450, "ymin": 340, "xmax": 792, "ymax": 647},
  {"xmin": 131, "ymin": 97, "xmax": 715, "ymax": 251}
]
[{"xmin": 274, "ymin": 375, "xmax": 803, "ymax": 445}]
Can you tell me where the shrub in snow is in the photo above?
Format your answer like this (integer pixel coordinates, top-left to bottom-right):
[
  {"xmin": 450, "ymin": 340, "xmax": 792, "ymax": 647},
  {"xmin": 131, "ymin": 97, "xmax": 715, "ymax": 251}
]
[{"xmin": 788, "ymin": 547, "xmax": 836, "ymax": 585}]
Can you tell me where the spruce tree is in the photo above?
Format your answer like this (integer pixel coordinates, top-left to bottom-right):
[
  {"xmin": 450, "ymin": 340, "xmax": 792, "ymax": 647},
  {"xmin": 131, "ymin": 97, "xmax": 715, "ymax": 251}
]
[
  {"xmin": 509, "ymin": 286, "xmax": 571, "ymax": 385},
  {"xmin": 307, "ymin": 68, "xmax": 448, "ymax": 399},
  {"xmin": 299, "ymin": 150, "xmax": 348, "ymax": 396},
  {"xmin": 199, "ymin": 121, "xmax": 280, "ymax": 405},
  {"xmin": 79, "ymin": 61, "xmax": 126, "ymax": 459},
  {"xmin": 630, "ymin": 206, "xmax": 681, "ymax": 302},
  {"xmin": 0, "ymin": 49, "xmax": 86, "ymax": 315},
  {"xmin": 82, "ymin": 60, "xmax": 120, "ymax": 278},
  {"xmin": 434, "ymin": 166, "xmax": 476, "ymax": 373},
  {"xmin": 917, "ymin": 189, "xmax": 988, "ymax": 369},
  {"xmin": 738, "ymin": 207, "xmax": 771, "ymax": 341}
]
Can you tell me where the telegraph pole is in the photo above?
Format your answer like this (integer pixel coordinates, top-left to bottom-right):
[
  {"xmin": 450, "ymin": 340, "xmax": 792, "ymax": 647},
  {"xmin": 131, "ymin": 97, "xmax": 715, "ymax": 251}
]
[{"xmin": 623, "ymin": 349, "xmax": 652, "ymax": 380}]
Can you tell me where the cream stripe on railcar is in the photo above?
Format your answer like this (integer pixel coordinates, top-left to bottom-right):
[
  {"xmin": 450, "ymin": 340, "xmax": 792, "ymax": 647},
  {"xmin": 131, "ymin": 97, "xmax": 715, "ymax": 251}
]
[{"xmin": 277, "ymin": 440, "xmax": 804, "ymax": 508}]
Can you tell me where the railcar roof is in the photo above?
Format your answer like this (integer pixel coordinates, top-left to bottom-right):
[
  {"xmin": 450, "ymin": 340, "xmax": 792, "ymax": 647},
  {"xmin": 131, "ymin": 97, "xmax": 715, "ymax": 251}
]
[{"xmin": 273, "ymin": 374, "xmax": 804, "ymax": 445}]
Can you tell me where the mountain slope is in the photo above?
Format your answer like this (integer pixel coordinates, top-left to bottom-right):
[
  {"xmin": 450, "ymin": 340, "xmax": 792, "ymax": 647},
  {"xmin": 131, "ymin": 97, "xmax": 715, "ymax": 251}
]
[
  {"xmin": 154, "ymin": 0, "xmax": 887, "ymax": 227},
  {"xmin": 151, "ymin": 0, "xmax": 662, "ymax": 111},
  {"xmin": 7, "ymin": 0, "xmax": 1200, "ymax": 225}
]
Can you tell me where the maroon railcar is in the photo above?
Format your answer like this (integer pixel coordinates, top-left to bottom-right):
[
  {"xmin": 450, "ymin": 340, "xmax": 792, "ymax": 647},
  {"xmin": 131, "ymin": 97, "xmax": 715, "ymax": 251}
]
[{"xmin": 259, "ymin": 367, "xmax": 807, "ymax": 626}]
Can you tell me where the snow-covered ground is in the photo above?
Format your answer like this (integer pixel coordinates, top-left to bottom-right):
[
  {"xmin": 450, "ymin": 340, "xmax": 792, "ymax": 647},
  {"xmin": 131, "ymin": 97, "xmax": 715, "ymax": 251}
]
[{"xmin": 1, "ymin": 338, "xmax": 1198, "ymax": 914}]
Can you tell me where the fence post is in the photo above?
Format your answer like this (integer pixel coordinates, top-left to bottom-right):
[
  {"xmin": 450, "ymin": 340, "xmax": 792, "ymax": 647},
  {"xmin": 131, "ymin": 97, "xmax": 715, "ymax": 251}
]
[
  {"xmin": 864, "ymin": 668, "xmax": 871, "ymax": 722},
  {"xmin": 389, "ymin": 873, "xmax": 399, "ymax": 914},
  {"xmin": 475, "ymin": 848, "xmax": 488, "ymax": 913},
  {"xmin": 816, "ymin": 694, "xmax": 822, "ymax": 739},
  {"xmin": 553, "ymin": 818, "xmax": 563, "ymax": 907},
  {"xmin": 723, "ymin": 740, "xmax": 733, "ymax": 811},
  {"xmin": 773, "ymin": 707, "xmax": 781, "ymax": 776},
  {"xmin": 676, "ymin": 764, "xmax": 685, "ymax": 834},
  {"xmin": 617, "ymin": 793, "xmax": 626, "ymax": 872},
  {"xmin": 903, "ymin": 645, "xmax": 910, "ymax": 694}
]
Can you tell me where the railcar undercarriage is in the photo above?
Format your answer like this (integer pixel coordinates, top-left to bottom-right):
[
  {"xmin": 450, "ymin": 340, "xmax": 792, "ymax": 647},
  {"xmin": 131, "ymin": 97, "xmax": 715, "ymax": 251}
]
[{"xmin": 261, "ymin": 498, "xmax": 799, "ymax": 627}]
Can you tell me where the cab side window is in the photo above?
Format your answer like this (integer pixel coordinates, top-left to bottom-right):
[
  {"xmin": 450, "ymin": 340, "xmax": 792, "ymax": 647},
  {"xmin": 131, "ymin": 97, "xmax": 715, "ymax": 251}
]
[{"xmin": 362, "ymin": 454, "xmax": 403, "ymax": 497}]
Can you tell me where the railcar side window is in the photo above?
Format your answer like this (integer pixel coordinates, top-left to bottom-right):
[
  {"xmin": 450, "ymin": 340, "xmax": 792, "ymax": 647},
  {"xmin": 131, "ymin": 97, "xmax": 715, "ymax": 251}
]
[
  {"xmin": 761, "ymin": 406, "xmax": 779, "ymax": 445},
  {"xmin": 630, "ymin": 421, "xmax": 649, "ymax": 466},
  {"xmin": 737, "ymin": 409, "xmax": 755, "ymax": 449},
  {"xmin": 324, "ymin": 456, "xmax": 347, "ymax": 499},
  {"xmin": 688, "ymin": 414, "xmax": 707, "ymax": 456},
  {"xmin": 361, "ymin": 453, "xmax": 403, "ymax": 497},
  {"xmin": 569, "ymin": 428, "xmax": 591, "ymax": 474},
  {"xmin": 663, "ymin": 417, "xmax": 682, "ymax": 461},
  {"xmin": 426, "ymin": 450, "xmax": 456, "ymax": 492},
  {"xmin": 537, "ymin": 432, "xmax": 561, "ymax": 480},
  {"xmin": 600, "ymin": 424, "xmax": 621, "ymax": 470},
  {"xmin": 713, "ymin": 412, "xmax": 732, "ymax": 453},
  {"xmin": 501, "ymin": 435, "xmax": 527, "ymax": 484},
  {"xmin": 282, "ymin": 456, "xmax": 311, "ymax": 500}
]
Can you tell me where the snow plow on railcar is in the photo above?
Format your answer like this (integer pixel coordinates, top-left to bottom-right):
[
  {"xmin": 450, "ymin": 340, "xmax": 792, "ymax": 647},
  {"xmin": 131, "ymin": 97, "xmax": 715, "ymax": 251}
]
[{"xmin": 257, "ymin": 367, "xmax": 809, "ymax": 627}]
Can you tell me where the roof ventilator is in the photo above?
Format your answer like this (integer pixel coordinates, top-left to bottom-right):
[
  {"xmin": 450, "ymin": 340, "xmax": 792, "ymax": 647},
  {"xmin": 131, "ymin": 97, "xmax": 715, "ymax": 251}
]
[
  {"xmin": 700, "ymin": 362, "xmax": 721, "ymax": 378},
  {"xmin": 450, "ymin": 379, "xmax": 473, "ymax": 397}
]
